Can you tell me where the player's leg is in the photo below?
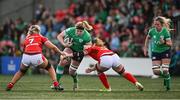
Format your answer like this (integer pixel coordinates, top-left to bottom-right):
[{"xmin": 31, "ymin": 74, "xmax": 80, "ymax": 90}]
[
  {"xmin": 161, "ymin": 49, "xmax": 171, "ymax": 91},
  {"xmin": 85, "ymin": 63, "xmax": 111, "ymax": 91},
  {"xmin": 69, "ymin": 60, "xmax": 80, "ymax": 91},
  {"xmin": 97, "ymin": 56, "xmax": 114, "ymax": 91},
  {"xmin": 151, "ymin": 52, "xmax": 163, "ymax": 76},
  {"xmin": 112, "ymin": 54, "xmax": 143, "ymax": 91},
  {"xmin": 112, "ymin": 65, "xmax": 143, "ymax": 91},
  {"xmin": 97, "ymin": 72, "xmax": 111, "ymax": 91},
  {"xmin": 161, "ymin": 58, "xmax": 171, "ymax": 91},
  {"xmin": 6, "ymin": 54, "xmax": 29, "ymax": 91},
  {"xmin": 6, "ymin": 64, "xmax": 28, "ymax": 91},
  {"xmin": 56, "ymin": 48, "xmax": 72, "ymax": 82},
  {"xmin": 69, "ymin": 51, "xmax": 84, "ymax": 91},
  {"xmin": 152, "ymin": 61, "xmax": 162, "ymax": 76},
  {"xmin": 37, "ymin": 55, "xmax": 64, "ymax": 91}
]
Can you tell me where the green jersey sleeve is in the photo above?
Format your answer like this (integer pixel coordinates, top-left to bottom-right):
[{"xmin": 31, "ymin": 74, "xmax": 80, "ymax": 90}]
[
  {"xmin": 148, "ymin": 28, "xmax": 154, "ymax": 37},
  {"xmin": 163, "ymin": 28, "xmax": 171, "ymax": 40},
  {"xmin": 64, "ymin": 27, "xmax": 76, "ymax": 36}
]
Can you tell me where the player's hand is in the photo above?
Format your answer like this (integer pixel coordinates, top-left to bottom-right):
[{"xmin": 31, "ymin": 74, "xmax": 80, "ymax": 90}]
[
  {"xmin": 60, "ymin": 52, "xmax": 66, "ymax": 56},
  {"xmin": 85, "ymin": 68, "xmax": 93, "ymax": 73},
  {"xmin": 60, "ymin": 52, "xmax": 74, "ymax": 61},
  {"xmin": 64, "ymin": 38, "xmax": 73, "ymax": 48},
  {"xmin": 160, "ymin": 36, "xmax": 165, "ymax": 44},
  {"xmin": 64, "ymin": 42, "xmax": 73, "ymax": 48},
  {"xmin": 64, "ymin": 52, "xmax": 73, "ymax": 57}
]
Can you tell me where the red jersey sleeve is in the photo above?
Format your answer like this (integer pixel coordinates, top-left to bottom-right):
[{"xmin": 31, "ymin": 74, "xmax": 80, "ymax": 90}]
[
  {"xmin": 85, "ymin": 47, "xmax": 92, "ymax": 54},
  {"xmin": 41, "ymin": 35, "xmax": 48, "ymax": 43}
]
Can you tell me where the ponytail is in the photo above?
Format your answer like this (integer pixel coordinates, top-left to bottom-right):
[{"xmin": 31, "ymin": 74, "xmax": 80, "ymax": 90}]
[{"xmin": 82, "ymin": 21, "xmax": 93, "ymax": 31}]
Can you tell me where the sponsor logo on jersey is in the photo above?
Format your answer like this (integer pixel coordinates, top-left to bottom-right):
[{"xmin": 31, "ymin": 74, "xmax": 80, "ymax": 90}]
[
  {"xmin": 153, "ymin": 35, "xmax": 156, "ymax": 39},
  {"xmin": 79, "ymin": 39, "xmax": 83, "ymax": 43}
]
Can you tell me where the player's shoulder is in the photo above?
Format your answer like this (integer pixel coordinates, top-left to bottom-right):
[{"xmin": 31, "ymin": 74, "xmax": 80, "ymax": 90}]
[
  {"xmin": 162, "ymin": 27, "xmax": 169, "ymax": 33},
  {"xmin": 148, "ymin": 27, "xmax": 156, "ymax": 33},
  {"xmin": 66, "ymin": 27, "xmax": 76, "ymax": 32}
]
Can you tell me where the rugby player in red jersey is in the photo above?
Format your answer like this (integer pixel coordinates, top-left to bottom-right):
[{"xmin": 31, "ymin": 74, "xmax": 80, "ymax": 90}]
[
  {"xmin": 84, "ymin": 38, "xmax": 144, "ymax": 91},
  {"xmin": 6, "ymin": 25, "xmax": 65, "ymax": 91}
]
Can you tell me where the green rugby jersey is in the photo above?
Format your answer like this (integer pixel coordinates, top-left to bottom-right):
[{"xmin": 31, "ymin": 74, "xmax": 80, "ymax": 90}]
[
  {"xmin": 148, "ymin": 27, "xmax": 171, "ymax": 53},
  {"xmin": 64, "ymin": 27, "xmax": 91, "ymax": 52}
]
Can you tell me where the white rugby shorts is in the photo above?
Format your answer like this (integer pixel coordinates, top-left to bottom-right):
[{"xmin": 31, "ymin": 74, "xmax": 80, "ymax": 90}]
[
  {"xmin": 22, "ymin": 53, "xmax": 44, "ymax": 67},
  {"xmin": 99, "ymin": 54, "xmax": 121, "ymax": 68}
]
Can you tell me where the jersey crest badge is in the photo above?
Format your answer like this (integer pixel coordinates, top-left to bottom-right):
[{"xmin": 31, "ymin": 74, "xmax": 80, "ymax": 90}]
[{"xmin": 79, "ymin": 39, "xmax": 83, "ymax": 43}]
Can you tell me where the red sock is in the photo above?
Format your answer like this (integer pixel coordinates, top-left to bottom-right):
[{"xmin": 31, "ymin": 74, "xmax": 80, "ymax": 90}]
[
  {"xmin": 98, "ymin": 73, "xmax": 110, "ymax": 89},
  {"xmin": 123, "ymin": 72, "xmax": 137, "ymax": 84}
]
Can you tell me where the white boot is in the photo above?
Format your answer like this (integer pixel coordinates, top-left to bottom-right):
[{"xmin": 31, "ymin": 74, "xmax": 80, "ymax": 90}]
[{"xmin": 135, "ymin": 82, "xmax": 144, "ymax": 91}]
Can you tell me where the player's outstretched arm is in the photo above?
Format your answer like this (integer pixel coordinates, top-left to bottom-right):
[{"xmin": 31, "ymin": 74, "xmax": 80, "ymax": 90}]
[
  {"xmin": 44, "ymin": 41, "xmax": 64, "ymax": 55},
  {"xmin": 143, "ymin": 35, "xmax": 150, "ymax": 56}
]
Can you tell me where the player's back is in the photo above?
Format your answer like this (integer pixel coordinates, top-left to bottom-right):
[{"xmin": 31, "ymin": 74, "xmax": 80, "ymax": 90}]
[
  {"xmin": 87, "ymin": 46, "xmax": 113, "ymax": 61},
  {"xmin": 23, "ymin": 33, "xmax": 48, "ymax": 54}
]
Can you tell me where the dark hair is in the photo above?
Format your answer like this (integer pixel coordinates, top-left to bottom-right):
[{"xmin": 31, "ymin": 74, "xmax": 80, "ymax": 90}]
[
  {"xmin": 154, "ymin": 17, "xmax": 164, "ymax": 25},
  {"xmin": 76, "ymin": 26, "xmax": 84, "ymax": 30},
  {"xmin": 75, "ymin": 21, "xmax": 93, "ymax": 31}
]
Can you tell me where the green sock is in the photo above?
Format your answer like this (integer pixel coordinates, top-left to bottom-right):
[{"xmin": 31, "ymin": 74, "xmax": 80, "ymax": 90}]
[
  {"xmin": 164, "ymin": 73, "xmax": 171, "ymax": 90},
  {"xmin": 56, "ymin": 65, "xmax": 64, "ymax": 82},
  {"xmin": 71, "ymin": 73, "xmax": 78, "ymax": 83},
  {"xmin": 164, "ymin": 74, "xmax": 170, "ymax": 82},
  {"xmin": 159, "ymin": 70, "xmax": 164, "ymax": 77}
]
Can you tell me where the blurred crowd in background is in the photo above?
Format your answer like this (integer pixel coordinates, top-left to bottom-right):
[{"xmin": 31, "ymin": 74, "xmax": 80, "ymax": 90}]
[{"xmin": 0, "ymin": 0, "xmax": 180, "ymax": 73}]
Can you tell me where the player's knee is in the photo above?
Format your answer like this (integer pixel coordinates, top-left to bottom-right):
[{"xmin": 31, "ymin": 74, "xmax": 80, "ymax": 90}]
[
  {"xmin": 95, "ymin": 64, "xmax": 105, "ymax": 73},
  {"xmin": 117, "ymin": 67, "xmax": 125, "ymax": 75},
  {"xmin": 152, "ymin": 69, "xmax": 161, "ymax": 75},
  {"xmin": 162, "ymin": 64, "xmax": 169, "ymax": 74},
  {"xmin": 20, "ymin": 68, "xmax": 28, "ymax": 74},
  {"xmin": 45, "ymin": 61, "xmax": 52, "ymax": 70},
  {"xmin": 69, "ymin": 64, "xmax": 78, "ymax": 75},
  {"xmin": 113, "ymin": 65, "xmax": 125, "ymax": 75},
  {"xmin": 152, "ymin": 65, "xmax": 161, "ymax": 75}
]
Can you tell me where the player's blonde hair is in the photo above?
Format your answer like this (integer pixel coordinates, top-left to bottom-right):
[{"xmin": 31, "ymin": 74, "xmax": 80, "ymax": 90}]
[
  {"xmin": 93, "ymin": 38, "xmax": 105, "ymax": 47},
  {"xmin": 153, "ymin": 16, "xmax": 173, "ymax": 31},
  {"xmin": 28, "ymin": 25, "xmax": 41, "ymax": 34},
  {"xmin": 75, "ymin": 21, "xmax": 93, "ymax": 31}
]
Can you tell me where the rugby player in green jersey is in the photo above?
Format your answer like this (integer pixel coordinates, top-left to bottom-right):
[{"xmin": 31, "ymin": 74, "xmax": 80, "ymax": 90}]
[
  {"xmin": 144, "ymin": 16, "xmax": 173, "ymax": 91},
  {"xmin": 55, "ymin": 21, "xmax": 93, "ymax": 91}
]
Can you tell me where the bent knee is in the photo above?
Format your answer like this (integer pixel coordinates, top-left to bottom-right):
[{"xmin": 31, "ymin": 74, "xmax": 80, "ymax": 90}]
[
  {"xmin": 152, "ymin": 65, "xmax": 161, "ymax": 75},
  {"xmin": 113, "ymin": 65, "xmax": 125, "ymax": 74},
  {"xmin": 69, "ymin": 64, "xmax": 78, "ymax": 75},
  {"xmin": 162, "ymin": 64, "xmax": 169, "ymax": 74}
]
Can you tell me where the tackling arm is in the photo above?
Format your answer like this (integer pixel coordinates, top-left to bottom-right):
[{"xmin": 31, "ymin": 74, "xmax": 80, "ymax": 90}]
[
  {"xmin": 144, "ymin": 35, "xmax": 150, "ymax": 56},
  {"xmin": 57, "ymin": 31, "xmax": 66, "ymax": 47},
  {"xmin": 44, "ymin": 41, "xmax": 64, "ymax": 55}
]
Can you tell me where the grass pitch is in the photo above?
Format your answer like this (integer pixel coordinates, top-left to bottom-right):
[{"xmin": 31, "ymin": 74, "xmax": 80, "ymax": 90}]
[{"xmin": 0, "ymin": 74, "xmax": 180, "ymax": 99}]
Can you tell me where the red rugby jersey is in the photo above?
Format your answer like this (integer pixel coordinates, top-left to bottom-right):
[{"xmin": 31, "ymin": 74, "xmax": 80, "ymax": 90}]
[
  {"xmin": 23, "ymin": 33, "xmax": 48, "ymax": 54},
  {"xmin": 86, "ymin": 46, "xmax": 113, "ymax": 62}
]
